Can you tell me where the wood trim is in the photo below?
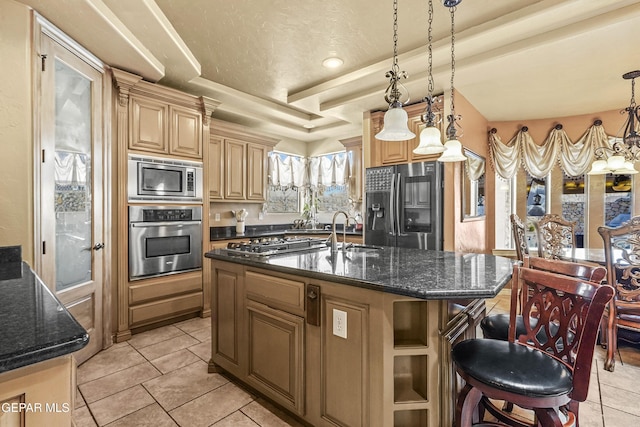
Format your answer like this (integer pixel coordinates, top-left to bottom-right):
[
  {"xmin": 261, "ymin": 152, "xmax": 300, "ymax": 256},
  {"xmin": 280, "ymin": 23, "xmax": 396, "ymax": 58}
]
[
  {"xmin": 129, "ymin": 292, "xmax": 203, "ymax": 327},
  {"xmin": 210, "ymin": 119, "xmax": 279, "ymax": 148},
  {"xmin": 112, "ymin": 69, "xmax": 142, "ymax": 343},
  {"xmin": 128, "ymin": 270, "xmax": 203, "ymax": 304}
]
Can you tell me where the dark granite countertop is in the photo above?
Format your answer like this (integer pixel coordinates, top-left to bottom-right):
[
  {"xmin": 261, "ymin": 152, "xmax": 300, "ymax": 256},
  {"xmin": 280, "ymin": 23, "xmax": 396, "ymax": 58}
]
[
  {"xmin": 0, "ymin": 262, "xmax": 89, "ymax": 373},
  {"xmin": 210, "ymin": 224, "xmax": 363, "ymax": 241},
  {"xmin": 205, "ymin": 246, "xmax": 514, "ymax": 300}
]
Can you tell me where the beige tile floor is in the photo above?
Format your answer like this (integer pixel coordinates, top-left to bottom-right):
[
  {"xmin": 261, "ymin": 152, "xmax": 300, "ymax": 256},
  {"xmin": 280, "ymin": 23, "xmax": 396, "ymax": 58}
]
[
  {"xmin": 73, "ymin": 317, "xmax": 305, "ymax": 427},
  {"xmin": 73, "ymin": 291, "xmax": 640, "ymax": 427}
]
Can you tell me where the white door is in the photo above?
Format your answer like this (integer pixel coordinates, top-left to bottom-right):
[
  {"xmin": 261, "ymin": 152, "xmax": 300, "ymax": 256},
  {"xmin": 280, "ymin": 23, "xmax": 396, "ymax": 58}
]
[{"xmin": 36, "ymin": 23, "xmax": 106, "ymax": 364}]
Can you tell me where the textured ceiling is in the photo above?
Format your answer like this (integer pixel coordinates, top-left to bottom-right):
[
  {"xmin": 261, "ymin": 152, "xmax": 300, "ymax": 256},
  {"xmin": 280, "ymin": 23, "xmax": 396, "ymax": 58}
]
[{"xmin": 16, "ymin": 0, "xmax": 640, "ymax": 143}]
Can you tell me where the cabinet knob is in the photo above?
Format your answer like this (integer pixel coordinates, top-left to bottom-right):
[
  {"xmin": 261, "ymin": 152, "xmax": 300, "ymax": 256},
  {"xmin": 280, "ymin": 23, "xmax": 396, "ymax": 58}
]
[{"xmin": 307, "ymin": 289, "xmax": 317, "ymax": 300}]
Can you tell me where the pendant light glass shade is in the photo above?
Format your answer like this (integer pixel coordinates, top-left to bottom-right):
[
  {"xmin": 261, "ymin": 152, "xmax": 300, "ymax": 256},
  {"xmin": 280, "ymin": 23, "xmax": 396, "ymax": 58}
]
[
  {"xmin": 437, "ymin": 137, "xmax": 467, "ymax": 162},
  {"xmin": 413, "ymin": 125, "xmax": 444, "ymax": 154},
  {"xmin": 375, "ymin": 106, "xmax": 416, "ymax": 141},
  {"xmin": 587, "ymin": 159, "xmax": 608, "ymax": 175}
]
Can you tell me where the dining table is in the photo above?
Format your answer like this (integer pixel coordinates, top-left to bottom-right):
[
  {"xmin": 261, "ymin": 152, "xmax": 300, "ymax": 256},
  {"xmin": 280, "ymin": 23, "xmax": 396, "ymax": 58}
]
[{"xmin": 559, "ymin": 247, "xmax": 627, "ymax": 266}]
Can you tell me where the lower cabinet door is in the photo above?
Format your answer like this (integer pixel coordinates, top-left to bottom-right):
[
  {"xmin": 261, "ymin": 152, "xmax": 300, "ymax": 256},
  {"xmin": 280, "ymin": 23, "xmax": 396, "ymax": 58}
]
[{"xmin": 246, "ymin": 300, "xmax": 305, "ymax": 415}]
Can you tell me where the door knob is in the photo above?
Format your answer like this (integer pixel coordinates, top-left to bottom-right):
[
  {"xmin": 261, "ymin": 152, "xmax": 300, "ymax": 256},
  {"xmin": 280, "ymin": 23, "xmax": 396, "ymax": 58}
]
[{"xmin": 93, "ymin": 243, "xmax": 105, "ymax": 251}]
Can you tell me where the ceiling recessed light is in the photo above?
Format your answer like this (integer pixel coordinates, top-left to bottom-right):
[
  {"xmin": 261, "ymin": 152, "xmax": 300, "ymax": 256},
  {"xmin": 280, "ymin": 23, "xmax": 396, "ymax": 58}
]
[
  {"xmin": 322, "ymin": 57, "xmax": 343, "ymax": 69},
  {"xmin": 303, "ymin": 123, "xmax": 316, "ymax": 129}
]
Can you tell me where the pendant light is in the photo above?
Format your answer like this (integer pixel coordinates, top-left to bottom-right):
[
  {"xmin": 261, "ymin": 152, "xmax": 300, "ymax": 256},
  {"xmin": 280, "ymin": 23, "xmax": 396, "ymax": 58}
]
[
  {"xmin": 413, "ymin": 0, "xmax": 445, "ymax": 155},
  {"xmin": 438, "ymin": 0, "xmax": 467, "ymax": 163},
  {"xmin": 588, "ymin": 70, "xmax": 640, "ymax": 175},
  {"xmin": 375, "ymin": 0, "xmax": 416, "ymax": 141}
]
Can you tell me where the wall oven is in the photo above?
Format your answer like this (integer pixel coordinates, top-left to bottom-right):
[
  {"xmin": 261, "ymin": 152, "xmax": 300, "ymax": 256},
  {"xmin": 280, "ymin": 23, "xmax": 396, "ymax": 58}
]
[
  {"xmin": 128, "ymin": 154, "xmax": 203, "ymax": 202},
  {"xmin": 129, "ymin": 206, "xmax": 202, "ymax": 280}
]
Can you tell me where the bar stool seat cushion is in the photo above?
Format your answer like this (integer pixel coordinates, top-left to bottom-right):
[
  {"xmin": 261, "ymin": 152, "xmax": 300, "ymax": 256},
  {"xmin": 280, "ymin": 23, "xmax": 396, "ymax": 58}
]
[
  {"xmin": 452, "ymin": 339, "xmax": 573, "ymax": 398},
  {"xmin": 480, "ymin": 314, "xmax": 524, "ymax": 341}
]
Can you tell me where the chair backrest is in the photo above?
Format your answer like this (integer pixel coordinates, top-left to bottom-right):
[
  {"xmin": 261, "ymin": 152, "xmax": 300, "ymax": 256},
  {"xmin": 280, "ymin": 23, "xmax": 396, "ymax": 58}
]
[
  {"xmin": 524, "ymin": 256, "xmax": 606, "ymax": 283},
  {"xmin": 508, "ymin": 264, "xmax": 614, "ymax": 402},
  {"xmin": 598, "ymin": 215, "xmax": 640, "ymax": 302},
  {"xmin": 510, "ymin": 213, "xmax": 529, "ymax": 261},
  {"xmin": 534, "ymin": 214, "xmax": 577, "ymax": 260},
  {"xmin": 516, "ymin": 256, "xmax": 606, "ymax": 321}
]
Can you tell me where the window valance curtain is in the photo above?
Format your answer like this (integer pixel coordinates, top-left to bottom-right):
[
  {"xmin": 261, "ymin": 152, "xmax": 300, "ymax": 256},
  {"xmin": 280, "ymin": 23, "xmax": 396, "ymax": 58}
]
[
  {"xmin": 465, "ymin": 154, "xmax": 485, "ymax": 181},
  {"xmin": 268, "ymin": 151, "xmax": 351, "ymax": 188},
  {"xmin": 489, "ymin": 121, "xmax": 611, "ymax": 179}
]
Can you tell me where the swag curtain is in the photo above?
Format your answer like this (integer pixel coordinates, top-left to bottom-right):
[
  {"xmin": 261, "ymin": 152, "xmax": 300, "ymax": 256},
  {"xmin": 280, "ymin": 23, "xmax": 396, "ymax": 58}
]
[{"xmin": 489, "ymin": 122, "xmax": 611, "ymax": 179}]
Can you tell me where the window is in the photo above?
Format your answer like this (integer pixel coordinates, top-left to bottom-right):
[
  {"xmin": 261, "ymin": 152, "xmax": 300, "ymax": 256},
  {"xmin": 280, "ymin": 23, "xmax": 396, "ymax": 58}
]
[
  {"xmin": 604, "ymin": 174, "xmax": 632, "ymax": 227},
  {"xmin": 561, "ymin": 175, "xmax": 585, "ymax": 247}
]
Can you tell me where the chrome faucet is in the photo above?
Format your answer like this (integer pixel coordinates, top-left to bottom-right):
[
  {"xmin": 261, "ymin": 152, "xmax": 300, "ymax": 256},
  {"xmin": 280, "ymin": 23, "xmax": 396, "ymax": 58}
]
[{"xmin": 330, "ymin": 210, "xmax": 351, "ymax": 253}]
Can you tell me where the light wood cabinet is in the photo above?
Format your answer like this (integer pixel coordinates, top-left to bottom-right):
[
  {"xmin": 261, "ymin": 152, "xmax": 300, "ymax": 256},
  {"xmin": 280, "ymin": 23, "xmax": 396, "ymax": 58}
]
[
  {"xmin": 207, "ymin": 259, "xmax": 482, "ymax": 426},
  {"xmin": 369, "ymin": 100, "xmax": 445, "ymax": 167},
  {"xmin": 247, "ymin": 143, "xmax": 269, "ymax": 200},
  {"xmin": 210, "ymin": 119, "xmax": 279, "ymax": 202},
  {"xmin": 169, "ymin": 105, "xmax": 202, "ymax": 158},
  {"xmin": 224, "ymin": 139, "xmax": 247, "ymax": 199},
  {"xmin": 246, "ymin": 300, "xmax": 305, "ymax": 415},
  {"xmin": 208, "ymin": 136, "xmax": 224, "ymax": 199},
  {"xmin": 127, "ymin": 81, "xmax": 203, "ymax": 160},
  {"xmin": 130, "ymin": 96, "xmax": 167, "ymax": 153},
  {"xmin": 211, "ymin": 261, "xmax": 245, "ymax": 378},
  {"xmin": 0, "ymin": 356, "xmax": 76, "ymax": 427}
]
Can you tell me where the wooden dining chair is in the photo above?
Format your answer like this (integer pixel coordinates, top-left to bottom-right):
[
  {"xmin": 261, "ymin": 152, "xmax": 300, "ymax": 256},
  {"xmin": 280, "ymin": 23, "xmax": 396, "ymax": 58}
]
[
  {"xmin": 598, "ymin": 215, "xmax": 640, "ymax": 372},
  {"xmin": 534, "ymin": 214, "xmax": 577, "ymax": 260},
  {"xmin": 453, "ymin": 264, "xmax": 614, "ymax": 427},
  {"xmin": 480, "ymin": 256, "xmax": 606, "ymax": 341},
  {"xmin": 510, "ymin": 213, "xmax": 529, "ymax": 262}
]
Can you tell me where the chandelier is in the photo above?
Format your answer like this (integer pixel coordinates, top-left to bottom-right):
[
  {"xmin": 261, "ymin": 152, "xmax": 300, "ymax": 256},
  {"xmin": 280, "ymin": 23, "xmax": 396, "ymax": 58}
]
[
  {"xmin": 437, "ymin": 0, "xmax": 467, "ymax": 162},
  {"xmin": 375, "ymin": 0, "xmax": 416, "ymax": 141},
  {"xmin": 413, "ymin": 0, "xmax": 445, "ymax": 155},
  {"xmin": 588, "ymin": 70, "xmax": 640, "ymax": 175}
]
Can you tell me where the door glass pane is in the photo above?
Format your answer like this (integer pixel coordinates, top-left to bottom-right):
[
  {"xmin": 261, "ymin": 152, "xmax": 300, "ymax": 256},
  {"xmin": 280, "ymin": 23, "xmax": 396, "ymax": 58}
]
[
  {"xmin": 402, "ymin": 176, "xmax": 432, "ymax": 233},
  {"xmin": 561, "ymin": 175, "xmax": 586, "ymax": 248},
  {"xmin": 604, "ymin": 173, "xmax": 632, "ymax": 227},
  {"xmin": 54, "ymin": 59, "xmax": 92, "ymax": 291},
  {"xmin": 525, "ymin": 174, "xmax": 547, "ymax": 248}
]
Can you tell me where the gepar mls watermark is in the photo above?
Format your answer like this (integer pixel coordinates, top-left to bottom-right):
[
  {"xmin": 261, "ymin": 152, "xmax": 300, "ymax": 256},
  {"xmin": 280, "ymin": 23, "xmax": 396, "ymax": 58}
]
[{"xmin": 1, "ymin": 402, "xmax": 70, "ymax": 413}]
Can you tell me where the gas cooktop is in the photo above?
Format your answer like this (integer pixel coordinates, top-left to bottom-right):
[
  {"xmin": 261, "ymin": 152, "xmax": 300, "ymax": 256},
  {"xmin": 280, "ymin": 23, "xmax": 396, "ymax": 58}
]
[{"xmin": 221, "ymin": 237, "xmax": 327, "ymax": 257}]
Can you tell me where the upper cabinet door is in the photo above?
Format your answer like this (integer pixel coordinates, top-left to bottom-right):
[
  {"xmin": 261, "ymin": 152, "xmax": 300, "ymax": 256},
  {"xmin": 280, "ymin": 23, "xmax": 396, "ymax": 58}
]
[
  {"xmin": 246, "ymin": 143, "xmax": 267, "ymax": 201},
  {"xmin": 130, "ymin": 96, "xmax": 168, "ymax": 153},
  {"xmin": 208, "ymin": 136, "xmax": 224, "ymax": 200},
  {"xmin": 225, "ymin": 139, "xmax": 247, "ymax": 199},
  {"xmin": 169, "ymin": 105, "xmax": 202, "ymax": 158}
]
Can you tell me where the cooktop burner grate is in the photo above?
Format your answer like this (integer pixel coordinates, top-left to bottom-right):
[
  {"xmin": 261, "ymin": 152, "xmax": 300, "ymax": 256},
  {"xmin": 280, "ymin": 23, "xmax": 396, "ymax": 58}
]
[{"xmin": 222, "ymin": 237, "xmax": 327, "ymax": 257}]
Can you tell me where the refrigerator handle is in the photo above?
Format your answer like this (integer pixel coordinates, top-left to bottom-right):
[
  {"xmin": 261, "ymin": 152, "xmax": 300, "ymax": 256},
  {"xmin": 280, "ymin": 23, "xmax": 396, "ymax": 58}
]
[
  {"xmin": 389, "ymin": 172, "xmax": 396, "ymax": 236},
  {"xmin": 395, "ymin": 173, "xmax": 403, "ymax": 236}
]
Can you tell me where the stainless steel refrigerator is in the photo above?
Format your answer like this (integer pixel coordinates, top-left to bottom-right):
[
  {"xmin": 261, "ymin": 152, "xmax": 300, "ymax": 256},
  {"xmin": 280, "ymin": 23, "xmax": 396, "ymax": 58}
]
[{"xmin": 365, "ymin": 161, "xmax": 443, "ymax": 250}]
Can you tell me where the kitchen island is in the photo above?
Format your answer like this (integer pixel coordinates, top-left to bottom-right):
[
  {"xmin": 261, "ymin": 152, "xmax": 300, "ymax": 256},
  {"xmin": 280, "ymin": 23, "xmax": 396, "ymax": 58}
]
[
  {"xmin": 205, "ymin": 245, "xmax": 514, "ymax": 427},
  {"xmin": 0, "ymin": 246, "xmax": 89, "ymax": 426}
]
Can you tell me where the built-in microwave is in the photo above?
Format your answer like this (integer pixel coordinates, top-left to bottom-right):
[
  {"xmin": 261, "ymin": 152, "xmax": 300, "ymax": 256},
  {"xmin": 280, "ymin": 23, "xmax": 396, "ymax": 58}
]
[{"xmin": 128, "ymin": 155, "xmax": 203, "ymax": 202}]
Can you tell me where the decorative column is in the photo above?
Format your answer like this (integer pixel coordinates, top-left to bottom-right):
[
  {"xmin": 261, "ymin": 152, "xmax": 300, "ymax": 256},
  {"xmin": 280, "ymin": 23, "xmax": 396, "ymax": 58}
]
[
  {"xmin": 111, "ymin": 68, "xmax": 142, "ymax": 342},
  {"xmin": 199, "ymin": 96, "xmax": 221, "ymax": 318}
]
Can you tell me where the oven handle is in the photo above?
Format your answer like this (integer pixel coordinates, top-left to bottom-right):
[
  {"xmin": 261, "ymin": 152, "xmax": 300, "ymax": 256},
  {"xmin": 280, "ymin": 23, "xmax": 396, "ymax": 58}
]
[{"xmin": 130, "ymin": 221, "xmax": 202, "ymax": 228}]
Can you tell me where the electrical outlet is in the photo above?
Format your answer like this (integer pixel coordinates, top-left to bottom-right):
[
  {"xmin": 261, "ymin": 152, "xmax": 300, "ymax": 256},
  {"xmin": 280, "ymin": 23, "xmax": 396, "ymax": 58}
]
[
  {"xmin": 258, "ymin": 212, "xmax": 264, "ymax": 220},
  {"xmin": 333, "ymin": 309, "xmax": 347, "ymax": 339},
  {"xmin": 214, "ymin": 213, "xmax": 220, "ymax": 221}
]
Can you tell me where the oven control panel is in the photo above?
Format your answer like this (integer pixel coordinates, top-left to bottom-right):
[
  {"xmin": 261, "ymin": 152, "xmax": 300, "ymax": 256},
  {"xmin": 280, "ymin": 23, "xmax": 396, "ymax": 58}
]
[
  {"xmin": 142, "ymin": 209, "xmax": 193, "ymax": 222},
  {"xmin": 129, "ymin": 206, "xmax": 203, "ymax": 223}
]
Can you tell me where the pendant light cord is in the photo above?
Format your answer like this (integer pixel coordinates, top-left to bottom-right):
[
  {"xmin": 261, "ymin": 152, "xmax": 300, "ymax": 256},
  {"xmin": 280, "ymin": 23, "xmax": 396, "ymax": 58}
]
[
  {"xmin": 427, "ymin": 0, "xmax": 434, "ymax": 96},
  {"xmin": 449, "ymin": 5, "xmax": 456, "ymax": 117},
  {"xmin": 392, "ymin": 0, "xmax": 399, "ymax": 76}
]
